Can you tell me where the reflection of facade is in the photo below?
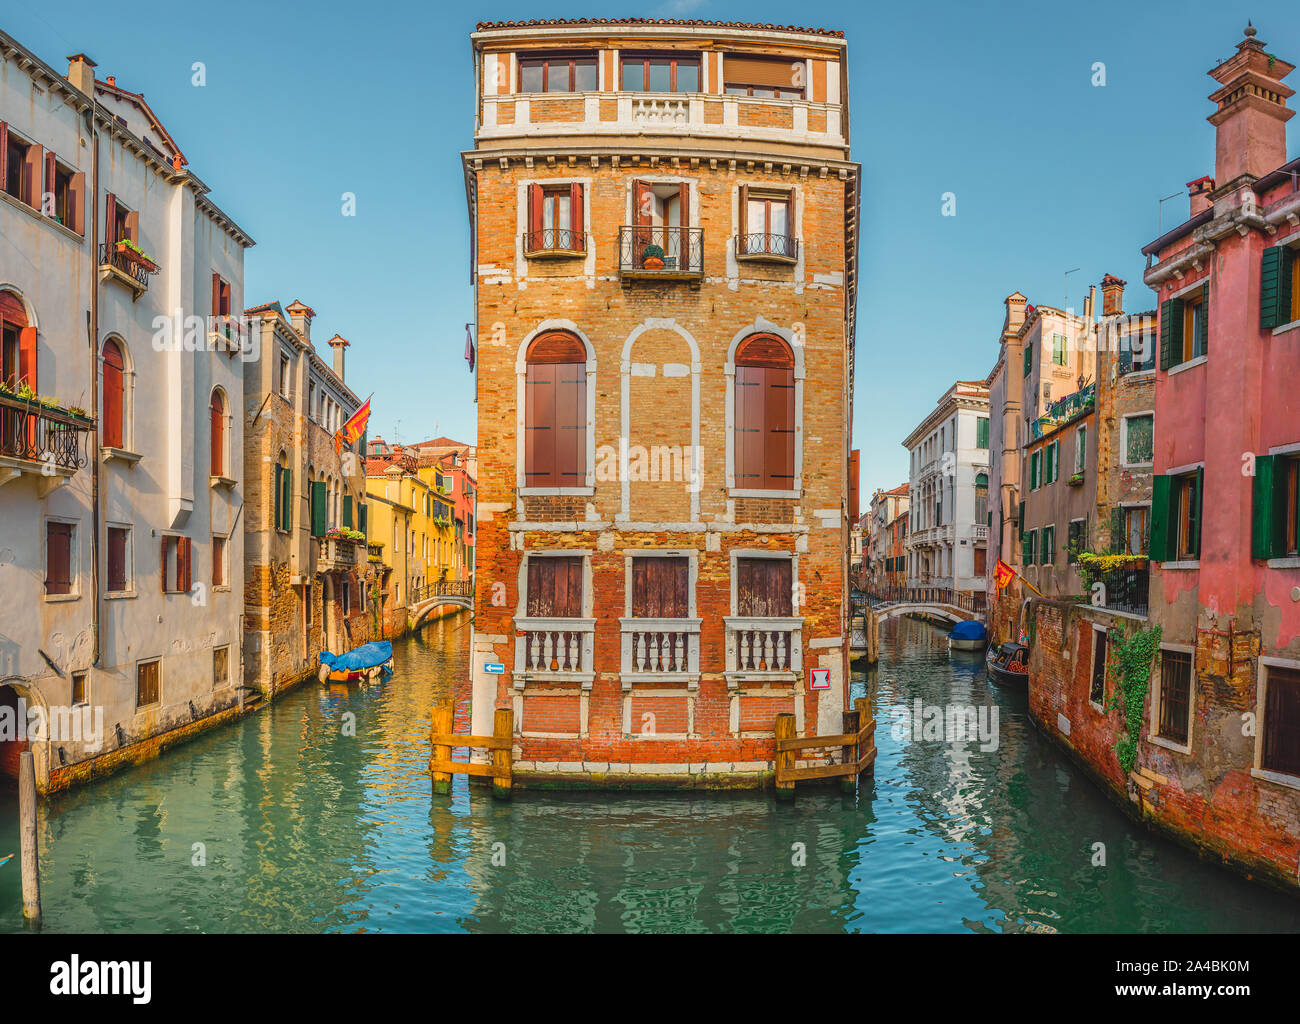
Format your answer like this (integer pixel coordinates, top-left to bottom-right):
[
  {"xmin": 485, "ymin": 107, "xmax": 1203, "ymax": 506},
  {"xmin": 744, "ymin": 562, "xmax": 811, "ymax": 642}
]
[
  {"xmin": 464, "ymin": 18, "xmax": 859, "ymax": 784},
  {"xmin": 0, "ymin": 35, "xmax": 250, "ymax": 792}
]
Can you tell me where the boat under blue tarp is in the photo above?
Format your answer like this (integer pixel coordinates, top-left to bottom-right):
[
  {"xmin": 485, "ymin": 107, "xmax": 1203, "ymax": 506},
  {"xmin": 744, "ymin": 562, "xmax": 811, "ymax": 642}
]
[
  {"xmin": 319, "ymin": 641, "xmax": 393, "ymax": 681},
  {"xmin": 947, "ymin": 620, "xmax": 988, "ymax": 651}
]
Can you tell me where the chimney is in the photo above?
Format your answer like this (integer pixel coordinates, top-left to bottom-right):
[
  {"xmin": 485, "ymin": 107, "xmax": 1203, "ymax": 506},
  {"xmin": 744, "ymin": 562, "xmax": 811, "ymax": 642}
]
[
  {"xmin": 1187, "ymin": 176, "xmax": 1215, "ymax": 216},
  {"xmin": 285, "ymin": 299, "xmax": 315, "ymax": 342},
  {"xmin": 1003, "ymin": 292, "xmax": 1028, "ymax": 335},
  {"xmin": 66, "ymin": 53, "xmax": 97, "ymax": 96},
  {"xmin": 1207, "ymin": 24, "xmax": 1295, "ymax": 185},
  {"xmin": 1100, "ymin": 274, "xmax": 1126, "ymax": 316},
  {"xmin": 327, "ymin": 334, "xmax": 350, "ymax": 382}
]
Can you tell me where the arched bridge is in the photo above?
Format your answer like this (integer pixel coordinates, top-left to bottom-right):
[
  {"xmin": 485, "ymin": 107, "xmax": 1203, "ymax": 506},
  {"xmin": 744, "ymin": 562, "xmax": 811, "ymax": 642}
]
[
  {"xmin": 861, "ymin": 586, "xmax": 987, "ymax": 626},
  {"xmin": 410, "ymin": 577, "xmax": 474, "ymax": 628}
]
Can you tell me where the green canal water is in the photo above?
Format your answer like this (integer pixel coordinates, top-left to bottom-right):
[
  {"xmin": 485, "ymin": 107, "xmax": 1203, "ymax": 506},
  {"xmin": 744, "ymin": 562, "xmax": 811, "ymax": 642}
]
[{"xmin": 1, "ymin": 612, "xmax": 1297, "ymax": 933}]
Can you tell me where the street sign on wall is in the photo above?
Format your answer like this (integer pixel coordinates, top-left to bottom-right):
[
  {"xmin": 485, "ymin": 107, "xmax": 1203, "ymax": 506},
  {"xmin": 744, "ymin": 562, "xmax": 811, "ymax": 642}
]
[{"xmin": 809, "ymin": 667, "xmax": 831, "ymax": 690}]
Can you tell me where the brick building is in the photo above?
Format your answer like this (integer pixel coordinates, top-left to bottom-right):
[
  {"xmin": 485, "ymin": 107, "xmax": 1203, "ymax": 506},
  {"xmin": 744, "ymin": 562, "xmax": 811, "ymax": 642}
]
[
  {"xmin": 242, "ymin": 301, "xmax": 373, "ymax": 699},
  {"xmin": 1031, "ymin": 25, "xmax": 1300, "ymax": 893},
  {"xmin": 462, "ymin": 18, "xmax": 859, "ymax": 786}
]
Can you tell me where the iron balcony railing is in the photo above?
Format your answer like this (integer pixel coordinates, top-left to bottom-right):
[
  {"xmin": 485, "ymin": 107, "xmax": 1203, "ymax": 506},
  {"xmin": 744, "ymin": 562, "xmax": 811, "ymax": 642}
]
[
  {"xmin": 865, "ymin": 586, "xmax": 988, "ymax": 614},
  {"xmin": 1095, "ymin": 564, "xmax": 1150, "ymax": 617},
  {"xmin": 98, "ymin": 242, "xmax": 153, "ymax": 289},
  {"xmin": 522, "ymin": 228, "xmax": 586, "ymax": 255},
  {"xmin": 0, "ymin": 393, "xmax": 92, "ymax": 471},
  {"xmin": 736, "ymin": 232, "xmax": 798, "ymax": 259},
  {"xmin": 618, "ymin": 225, "xmax": 703, "ymax": 278}
]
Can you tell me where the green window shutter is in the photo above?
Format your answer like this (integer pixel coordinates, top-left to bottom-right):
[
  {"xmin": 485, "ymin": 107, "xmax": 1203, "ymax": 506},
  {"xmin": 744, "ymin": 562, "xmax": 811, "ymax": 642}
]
[
  {"xmin": 1118, "ymin": 332, "xmax": 1133, "ymax": 374},
  {"xmin": 1023, "ymin": 347, "xmax": 1032, "ymax": 377},
  {"xmin": 1017, "ymin": 498, "xmax": 1024, "ymax": 537},
  {"xmin": 1251, "ymin": 455, "xmax": 1279, "ymax": 559},
  {"xmin": 1261, "ymin": 247, "xmax": 1286, "ymax": 330},
  {"xmin": 1160, "ymin": 298, "xmax": 1182, "ymax": 370},
  {"xmin": 282, "ymin": 467, "xmax": 292, "ymax": 531},
  {"xmin": 976, "ymin": 417, "xmax": 989, "ymax": 448},
  {"xmin": 1045, "ymin": 444, "xmax": 1055, "ymax": 484},
  {"xmin": 1189, "ymin": 467, "xmax": 1204, "ymax": 558},
  {"xmin": 1149, "ymin": 475, "xmax": 1172, "ymax": 561},
  {"xmin": 1110, "ymin": 506, "xmax": 1125, "ymax": 554},
  {"xmin": 359, "ymin": 504, "xmax": 368, "ymax": 537},
  {"xmin": 311, "ymin": 481, "xmax": 326, "ymax": 538},
  {"xmin": 1197, "ymin": 283, "xmax": 1209, "ymax": 357},
  {"xmin": 343, "ymin": 495, "xmax": 353, "ymax": 529},
  {"xmin": 273, "ymin": 464, "xmax": 283, "ymax": 531},
  {"xmin": 1031, "ymin": 452, "xmax": 1039, "ymax": 489}
]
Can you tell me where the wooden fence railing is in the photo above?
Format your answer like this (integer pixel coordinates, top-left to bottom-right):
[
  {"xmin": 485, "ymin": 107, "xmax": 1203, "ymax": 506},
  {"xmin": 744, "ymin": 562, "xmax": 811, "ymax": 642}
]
[
  {"xmin": 774, "ymin": 697, "xmax": 875, "ymax": 798},
  {"xmin": 429, "ymin": 705, "xmax": 513, "ymax": 800}
]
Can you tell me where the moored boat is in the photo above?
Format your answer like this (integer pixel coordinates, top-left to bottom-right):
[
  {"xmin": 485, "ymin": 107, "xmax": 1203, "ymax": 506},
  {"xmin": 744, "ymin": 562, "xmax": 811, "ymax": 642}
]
[
  {"xmin": 318, "ymin": 641, "xmax": 394, "ymax": 683},
  {"xmin": 947, "ymin": 620, "xmax": 988, "ymax": 651},
  {"xmin": 986, "ymin": 640, "xmax": 1029, "ymax": 688}
]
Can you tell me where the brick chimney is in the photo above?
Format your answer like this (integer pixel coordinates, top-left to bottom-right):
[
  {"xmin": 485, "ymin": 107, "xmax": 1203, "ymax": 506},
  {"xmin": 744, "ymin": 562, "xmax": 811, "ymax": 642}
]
[
  {"xmin": 1187, "ymin": 176, "xmax": 1215, "ymax": 215},
  {"xmin": 66, "ymin": 53, "xmax": 96, "ymax": 96},
  {"xmin": 285, "ymin": 299, "xmax": 315, "ymax": 342},
  {"xmin": 1207, "ymin": 23, "xmax": 1295, "ymax": 185},
  {"xmin": 327, "ymin": 334, "xmax": 350, "ymax": 382},
  {"xmin": 1100, "ymin": 274, "xmax": 1126, "ymax": 316},
  {"xmin": 1003, "ymin": 291, "xmax": 1028, "ymax": 335}
]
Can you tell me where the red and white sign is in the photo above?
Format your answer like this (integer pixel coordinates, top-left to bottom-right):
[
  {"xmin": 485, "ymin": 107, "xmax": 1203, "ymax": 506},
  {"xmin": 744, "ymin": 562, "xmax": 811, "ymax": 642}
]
[{"xmin": 809, "ymin": 667, "xmax": 831, "ymax": 690}]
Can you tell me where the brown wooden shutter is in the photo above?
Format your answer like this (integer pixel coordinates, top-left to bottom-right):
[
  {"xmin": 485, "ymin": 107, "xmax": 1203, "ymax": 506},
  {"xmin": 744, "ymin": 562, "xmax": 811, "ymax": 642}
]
[
  {"xmin": 68, "ymin": 172, "xmax": 85, "ymax": 234},
  {"xmin": 161, "ymin": 537, "xmax": 169, "ymax": 592},
  {"xmin": 45, "ymin": 522, "xmax": 72, "ymax": 594},
  {"xmin": 22, "ymin": 144, "xmax": 41, "ymax": 207},
  {"xmin": 0, "ymin": 123, "xmax": 7, "ymax": 193},
  {"xmin": 125, "ymin": 209, "xmax": 139, "ymax": 243},
  {"xmin": 527, "ymin": 183, "xmax": 543, "ymax": 248},
  {"xmin": 734, "ymin": 365, "xmax": 762, "ymax": 488},
  {"xmin": 43, "ymin": 152, "xmax": 55, "ymax": 215},
  {"xmin": 738, "ymin": 184, "xmax": 749, "ymax": 253},
  {"xmin": 555, "ymin": 362, "xmax": 585, "ymax": 485},
  {"xmin": 102, "ymin": 341, "xmax": 124, "ymax": 448},
  {"xmin": 18, "ymin": 326, "xmax": 37, "ymax": 391},
  {"xmin": 570, "ymin": 182, "xmax": 584, "ymax": 249},
  {"xmin": 525, "ymin": 362, "xmax": 556, "ymax": 486},
  {"xmin": 737, "ymin": 558, "xmax": 792, "ymax": 617},
  {"xmin": 210, "ymin": 393, "xmax": 224, "ymax": 475},
  {"xmin": 763, "ymin": 367, "xmax": 795, "ymax": 489},
  {"xmin": 179, "ymin": 537, "xmax": 192, "ymax": 593},
  {"xmin": 633, "ymin": 180, "xmax": 652, "ymax": 226},
  {"xmin": 105, "ymin": 193, "xmax": 117, "ymax": 242},
  {"xmin": 527, "ymin": 556, "xmax": 583, "ymax": 617},
  {"xmin": 725, "ymin": 55, "xmax": 802, "ymax": 88},
  {"xmin": 107, "ymin": 529, "xmax": 126, "ymax": 591},
  {"xmin": 212, "ymin": 272, "xmax": 221, "ymax": 317},
  {"xmin": 678, "ymin": 181, "xmax": 689, "ymax": 228},
  {"xmin": 632, "ymin": 557, "xmax": 688, "ymax": 618}
]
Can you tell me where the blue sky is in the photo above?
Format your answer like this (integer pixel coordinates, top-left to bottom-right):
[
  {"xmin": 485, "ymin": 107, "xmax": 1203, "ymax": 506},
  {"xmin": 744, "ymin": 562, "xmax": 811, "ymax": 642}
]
[{"xmin": 7, "ymin": 1, "xmax": 1299, "ymax": 494}]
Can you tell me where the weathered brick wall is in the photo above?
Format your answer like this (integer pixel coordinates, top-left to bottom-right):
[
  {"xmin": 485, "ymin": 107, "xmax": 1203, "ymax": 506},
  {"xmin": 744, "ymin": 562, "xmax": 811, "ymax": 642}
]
[{"xmin": 471, "ymin": 157, "xmax": 850, "ymax": 779}]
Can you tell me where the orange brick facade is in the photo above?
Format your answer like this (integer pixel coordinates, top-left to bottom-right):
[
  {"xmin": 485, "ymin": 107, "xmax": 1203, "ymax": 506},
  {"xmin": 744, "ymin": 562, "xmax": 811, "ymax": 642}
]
[{"xmin": 464, "ymin": 21, "xmax": 858, "ymax": 787}]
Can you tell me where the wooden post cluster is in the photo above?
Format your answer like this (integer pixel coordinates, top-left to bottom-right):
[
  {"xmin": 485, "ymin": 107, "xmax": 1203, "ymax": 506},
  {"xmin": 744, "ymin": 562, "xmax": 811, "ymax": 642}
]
[
  {"xmin": 429, "ymin": 703, "xmax": 514, "ymax": 801},
  {"xmin": 774, "ymin": 695, "xmax": 875, "ymax": 800}
]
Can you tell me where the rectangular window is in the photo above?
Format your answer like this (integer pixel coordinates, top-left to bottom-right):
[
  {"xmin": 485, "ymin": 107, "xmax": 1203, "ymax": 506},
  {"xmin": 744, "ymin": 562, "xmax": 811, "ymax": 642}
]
[
  {"xmin": 3, "ymin": 127, "xmax": 41, "ymax": 207},
  {"xmin": 736, "ymin": 557, "xmax": 793, "ymax": 617},
  {"xmin": 621, "ymin": 53, "xmax": 700, "ymax": 93},
  {"xmin": 136, "ymin": 658, "xmax": 161, "ymax": 709},
  {"xmin": 1051, "ymin": 333, "xmax": 1067, "ymax": 365},
  {"xmin": 1124, "ymin": 506, "xmax": 1149, "ymax": 556},
  {"xmin": 1182, "ymin": 291, "xmax": 1207, "ymax": 362},
  {"xmin": 212, "ymin": 535, "xmax": 226, "ymax": 587},
  {"xmin": 1075, "ymin": 424, "xmax": 1087, "ymax": 473},
  {"xmin": 525, "ymin": 182, "xmax": 584, "ymax": 253},
  {"xmin": 518, "ymin": 53, "xmax": 597, "ymax": 93},
  {"xmin": 1175, "ymin": 472, "xmax": 1202, "ymax": 560},
  {"xmin": 976, "ymin": 416, "xmax": 989, "ymax": 449},
  {"xmin": 107, "ymin": 525, "xmax": 130, "ymax": 592},
  {"xmin": 1157, "ymin": 650, "xmax": 1192, "ymax": 744},
  {"xmin": 1067, "ymin": 519, "xmax": 1086, "ymax": 563},
  {"xmin": 71, "ymin": 671, "xmax": 88, "ymax": 706},
  {"xmin": 526, "ymin": 555, "xmax": 584, "ymax": 617},
  {"xmin": 1030, "ymin": 451, "xmax": 1041, "ymax": 490},
  {"xmin": 1251, "ymin": 453, "xmax": 1300, "ymax": 560},
  {"xmin": 45, "ymin": 520, "xmax": 74, "ymax": 596},
  {"xmin": 631, "ymin": 557, "xmax": 689, "ymax": 618},
  {"xmin": 1262, "ymin": 665, "xmax": 1300, "ymax": 777},
  {"xmin": 1023, "ymin": 346, "xmax": 1033, "ymax": 377},
  {"xmin": 1046, "ymin": 441, "xmax": 1058, "ymax": 484},
  {"xmin": 724, "ymin": 55, "xmax": 805, "ymax": 98},
  {"xmin": 734, "ymin": 361, "xmax": 795, "ymax": 491},
  {"xmin": 278, "ymin": 352, "xmax": 291, "ymax": 398},
  {"xmin": 1023, "ymin": 528, "xmax": 1037, "ymax": 565},
  {"xmin": 1041, "ymin": 524, "xmax": 1055, "ymax": 565},
  {"xmin": 161, "ymin": 536, "xmax": 192, "ymax": 594},
  {"xmin": 1089, "ymin": 629, "xmax": 1108, "ymax": 706},
  {"xmin": 1123, "ymin": 414, "xmax": 1153, "ymax": 466},
  {"xmin": 213, "ymin": 645, "xmax": 230, "ymax": 690},
  {"xmin": 738, "ymin": 188, "xmax": 794, "ymax": 257}
]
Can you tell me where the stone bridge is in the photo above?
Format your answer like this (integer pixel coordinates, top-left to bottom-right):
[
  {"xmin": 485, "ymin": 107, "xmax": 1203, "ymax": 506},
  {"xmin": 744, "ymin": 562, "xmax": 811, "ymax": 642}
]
[
  {"xmin": 860, "ymin": 587, "xmax": 987, "ymax": 627},
  {"xmin": 409, "ymin": 577, "xmax": 474, "ymax": 628}
]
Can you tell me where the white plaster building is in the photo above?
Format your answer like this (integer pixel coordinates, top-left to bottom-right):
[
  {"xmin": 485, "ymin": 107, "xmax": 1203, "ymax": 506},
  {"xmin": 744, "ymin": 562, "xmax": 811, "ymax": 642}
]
[
  {"xmin": 0, "ymin": 33, "xmax": 253, "ymax": 792},
  {"xmin": 903, "ymin": 380, "xmax": 991, "ymax": 599}
]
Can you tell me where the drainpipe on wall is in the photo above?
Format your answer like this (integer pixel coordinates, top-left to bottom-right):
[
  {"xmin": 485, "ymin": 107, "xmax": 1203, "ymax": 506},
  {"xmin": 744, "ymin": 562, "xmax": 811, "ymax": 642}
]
[{"xmin": 86, "ymin": 104, "xmax": 101, "ymax": 668}]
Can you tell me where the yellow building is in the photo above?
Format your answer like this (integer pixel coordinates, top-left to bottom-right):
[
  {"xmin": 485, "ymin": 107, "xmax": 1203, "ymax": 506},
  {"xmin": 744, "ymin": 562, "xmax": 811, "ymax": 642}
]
[{"xmin": 364, "ymin": 446, "xmax": 455, "ymax": 634}]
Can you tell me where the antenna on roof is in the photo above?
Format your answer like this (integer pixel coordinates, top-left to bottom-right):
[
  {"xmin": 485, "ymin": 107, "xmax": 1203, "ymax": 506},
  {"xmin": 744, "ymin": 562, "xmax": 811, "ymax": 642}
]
[{"xmin": 1157, "ymin": 190, "xmax": 1182, "ymax": 234}]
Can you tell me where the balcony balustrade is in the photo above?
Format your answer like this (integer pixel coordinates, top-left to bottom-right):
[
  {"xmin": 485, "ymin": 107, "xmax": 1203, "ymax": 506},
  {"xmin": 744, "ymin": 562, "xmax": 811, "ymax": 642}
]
[
  {"xmin": 620, "ymin": 618, "xmax": 701, "ymax": 686},
  {"xmin": 724, "ymin": 616, "xmax": 802, "ymax": 685},
  {"xmin": 316, "ymin": 535, "xmax": 360, "ymax": 574},
  {"xmin": 98, "ymin": 242, "xmax": 154, "ymax": 296},
  {"xmin": 514, "ymin": 617, "xmax": 596, "ymax": 684},
  {"xmin": 0, "ymin": 393, "xmax": 92, "ymax": 489}
]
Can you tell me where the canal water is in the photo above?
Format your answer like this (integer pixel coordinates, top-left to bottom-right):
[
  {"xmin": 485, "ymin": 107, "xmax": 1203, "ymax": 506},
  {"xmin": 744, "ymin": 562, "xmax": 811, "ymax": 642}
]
[{"xmin": 2, "ymin": 612, "xmax": 1297, "ymax": 933}]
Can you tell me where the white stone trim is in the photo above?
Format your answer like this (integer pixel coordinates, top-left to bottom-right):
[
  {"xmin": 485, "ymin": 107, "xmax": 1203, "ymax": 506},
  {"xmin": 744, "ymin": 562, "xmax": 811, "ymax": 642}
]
[{"xmin": 1119, "ymin": 410, "xmax": 1154, "ymax": 468}]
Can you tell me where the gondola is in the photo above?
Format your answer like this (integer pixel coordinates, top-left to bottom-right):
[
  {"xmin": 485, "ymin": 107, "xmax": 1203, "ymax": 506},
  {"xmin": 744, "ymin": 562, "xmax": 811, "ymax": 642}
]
[
  {"xmin": 985, "ymin": 640, "xmax": 1029, "ymax": 688},
  {"xmin": 318, "ymin": 641, "xmax": 394, "ymax": 683}
]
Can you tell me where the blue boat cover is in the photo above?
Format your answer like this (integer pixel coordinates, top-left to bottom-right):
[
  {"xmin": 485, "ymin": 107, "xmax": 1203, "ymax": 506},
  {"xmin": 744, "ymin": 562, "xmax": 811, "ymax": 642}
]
[
  {"xmin": 320, "ymin": 641, "xmax": 393, "ymax": 671},
  {"xmin": 949, "ymin": 620, "xmax": 988, "ymax": 641}
]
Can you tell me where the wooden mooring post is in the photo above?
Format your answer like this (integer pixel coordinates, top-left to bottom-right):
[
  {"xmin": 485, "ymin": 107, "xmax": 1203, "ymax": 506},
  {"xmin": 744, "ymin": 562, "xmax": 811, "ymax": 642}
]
[
  {"xmin": 775, "ymin": 697, "xmax": 876, "ymax": 799},
  {"xmin": 19, "ymin": 750, "xmax": 41, "ymax": 922},
  {"xmin": 429, "ymin": 704, "xmax": 514, "ymax": 801}
]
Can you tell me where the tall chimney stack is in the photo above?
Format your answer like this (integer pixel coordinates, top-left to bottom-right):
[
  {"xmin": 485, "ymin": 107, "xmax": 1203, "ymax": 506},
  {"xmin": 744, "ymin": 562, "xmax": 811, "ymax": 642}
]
[
  {"xmin": 1207, "ymin": 24, "xmax": 1295, "ymax": 185},
  {"xmin": 328, "ymin": 334, "xmax": 350, "ymax": 382},
  {"xmin": 1003, "ymin": 292, "xmax": 1028, "ymax": 335},
  {"xmin": 66, "ymin": 53, "xmax": 97, "ymax": 96},
  {"xmin": 1100, "ymin": 274, "xmax": 1126, "ymax": 317},
  {"xmin": 1187, "ymin": 176, "xmax": 1215, "ymax": 216},
  {"xmin": 285, "ymin": 299, "xmax": 315, "ymax": 342}
]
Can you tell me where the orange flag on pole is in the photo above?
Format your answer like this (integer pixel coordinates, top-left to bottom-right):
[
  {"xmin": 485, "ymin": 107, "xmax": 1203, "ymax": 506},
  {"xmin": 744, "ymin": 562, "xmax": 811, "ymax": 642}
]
[
  {"xmin": 335, "ymin": 396, "xmax": 372, "ymax": 454},
  {"xmin": 993, "ymin": 558, "xmax": 1017, "ymax": 591}
]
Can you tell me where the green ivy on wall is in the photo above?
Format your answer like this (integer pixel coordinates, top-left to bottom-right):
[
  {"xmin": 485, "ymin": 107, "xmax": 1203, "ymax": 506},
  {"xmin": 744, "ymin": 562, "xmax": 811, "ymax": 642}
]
[{"xmin": 1106, "ymin": 623, "xmax": 1162, "ymax": 775}]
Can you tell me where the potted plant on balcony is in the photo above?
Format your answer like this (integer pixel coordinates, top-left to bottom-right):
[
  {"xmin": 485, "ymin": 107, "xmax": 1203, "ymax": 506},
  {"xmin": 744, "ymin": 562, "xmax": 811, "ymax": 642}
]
[
  {"xmin": 641, "ymin": 243, "xmax": 665, "ymax": 270},
  {"xmin": 114, "ymin": 237, "xmax": 158, "ymax": 273}
]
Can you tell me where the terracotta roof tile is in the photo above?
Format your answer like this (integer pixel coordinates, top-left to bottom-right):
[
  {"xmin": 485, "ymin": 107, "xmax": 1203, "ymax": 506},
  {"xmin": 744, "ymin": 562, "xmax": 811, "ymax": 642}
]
[{"xmin": 475, "ymin": 17, "xmax": 844, "ymax": 38}]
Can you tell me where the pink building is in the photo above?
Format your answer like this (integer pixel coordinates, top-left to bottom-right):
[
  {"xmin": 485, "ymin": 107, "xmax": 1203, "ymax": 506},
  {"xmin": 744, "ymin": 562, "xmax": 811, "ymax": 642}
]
[{"xmin": 1136, "ymin": 24, "xmax": 1300, "ymax": 888}]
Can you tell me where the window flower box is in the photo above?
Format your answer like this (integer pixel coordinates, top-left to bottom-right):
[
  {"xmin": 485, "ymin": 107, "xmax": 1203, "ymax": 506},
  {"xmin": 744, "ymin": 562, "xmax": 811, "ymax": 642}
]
[
  {"xmin": 115, "ymin": 239, "xmax": 158, "ymax": 273},
  {"xmin": 1067, "ymin": 471, "xmax": 1085, "ymax": 487}
]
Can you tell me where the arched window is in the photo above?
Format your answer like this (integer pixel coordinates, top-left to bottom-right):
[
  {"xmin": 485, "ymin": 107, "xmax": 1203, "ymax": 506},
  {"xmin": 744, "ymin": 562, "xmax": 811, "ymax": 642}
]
[
  {"xmin": 1, "ymin": 290, "xmax": 35, "ymax": 396},
  {"xmin": 975, "ymin": 472, "xmax": 989, "ymax": 525},
  {"xmin": 525, "ymin": 331, "xmax": 586, "ymax": 488},
  {"xmin": 102, "ymin": 339, "xmax": 126, "ymax": 448},
  {"xmin": 209, "ymin": 388, "xmax": 226, "ymax": 476},
  {"xmin": 734, "ymin": 333, "xmax": 794, "ymax": 491}
]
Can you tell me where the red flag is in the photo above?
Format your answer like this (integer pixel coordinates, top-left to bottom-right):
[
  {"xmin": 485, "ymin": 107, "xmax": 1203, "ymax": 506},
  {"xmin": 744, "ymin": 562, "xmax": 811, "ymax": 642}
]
[
  {"xmin": 335, "ymin": 397, "xmax": 371, "ymax": 454},
  {"xmin": 993, "ymin": 559, "xmax": 1017, "ymax": 592}
]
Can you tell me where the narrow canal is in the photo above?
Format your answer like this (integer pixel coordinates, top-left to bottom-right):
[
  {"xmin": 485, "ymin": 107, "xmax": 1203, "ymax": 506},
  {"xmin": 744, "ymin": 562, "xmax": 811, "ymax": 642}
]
[{"xmin": 1, "ymin": 612, "xmax": 1296, "ymax": 933}]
